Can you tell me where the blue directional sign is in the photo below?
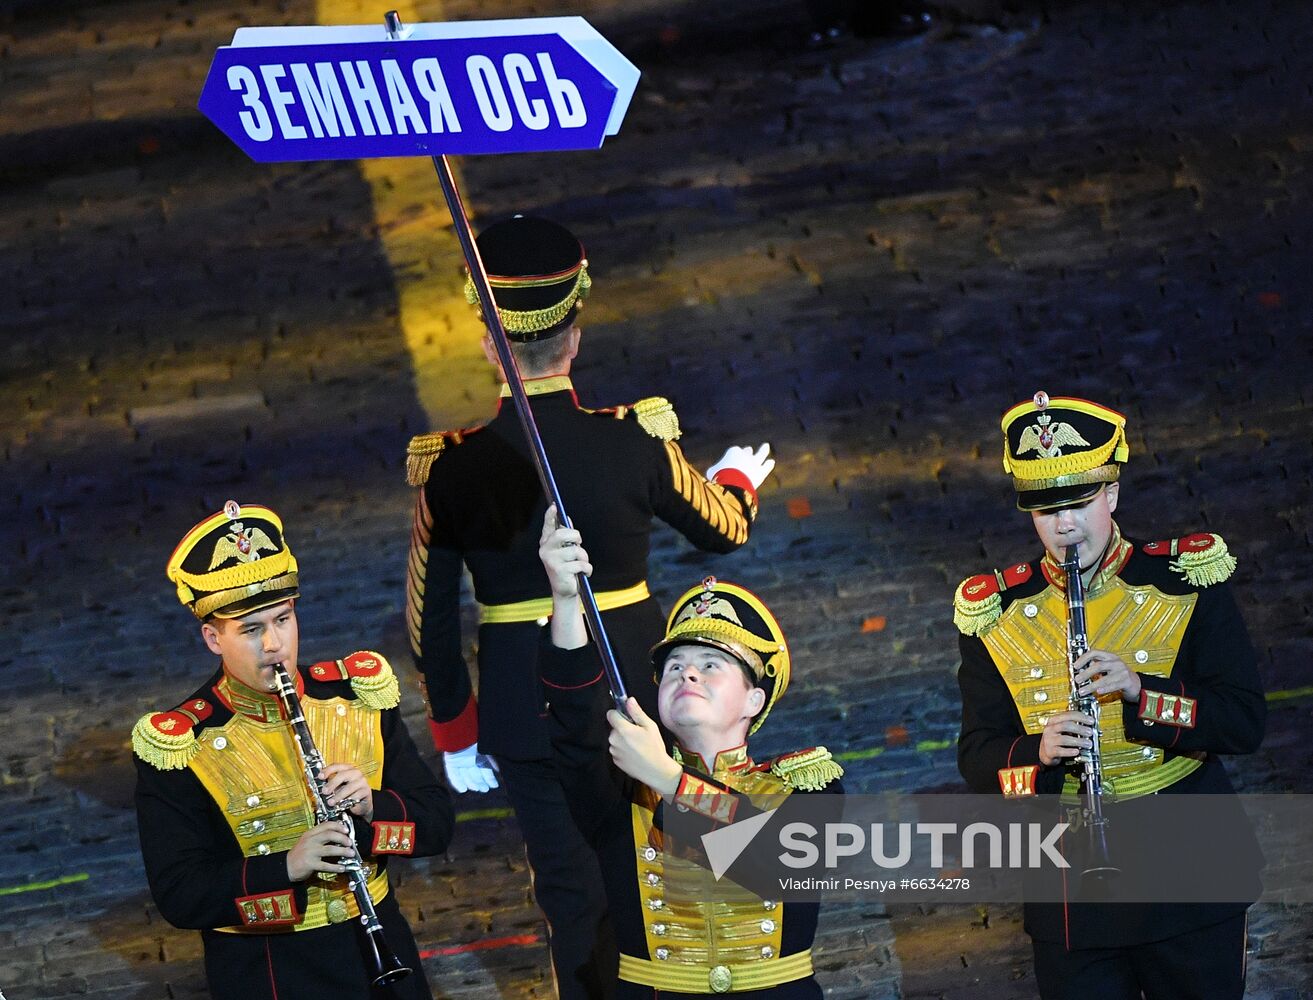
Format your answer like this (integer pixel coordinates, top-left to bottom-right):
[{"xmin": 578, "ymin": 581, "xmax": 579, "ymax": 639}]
[{"xmin": 199, "ymin": 18, "xmax": 640, "ymax": 162}]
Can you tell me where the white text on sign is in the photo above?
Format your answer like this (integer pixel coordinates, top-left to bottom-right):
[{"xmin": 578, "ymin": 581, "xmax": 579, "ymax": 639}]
[{"xmin": 227, "ymin": 52, "xmax": 587, "ymax": 142}]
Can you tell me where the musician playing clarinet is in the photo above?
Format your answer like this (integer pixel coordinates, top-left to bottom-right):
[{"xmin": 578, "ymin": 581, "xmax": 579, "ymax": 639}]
[
  {"xmin": 133, "ymin": 501, "xmax": 453, "ymax": 1000},
  {"xmin": 953, "ymin": 392, "xmax": 1266, "ymax": 999}
]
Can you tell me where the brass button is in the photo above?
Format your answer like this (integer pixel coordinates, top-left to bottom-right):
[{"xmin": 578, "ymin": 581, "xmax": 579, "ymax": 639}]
[
  {"xmin": 709, "ymin": 966, "xmax": 732, "ymax": 993},
  {"xmin": 327, "ymin": 898, "xmax": 350, "ymax": 924},
  {"xmin": 245, "ymin": 794, "xmax": 261, "ymax": 808},
  {"xmin": 760, "ymin": 918, "xmax": 775, "ymax": 933}
]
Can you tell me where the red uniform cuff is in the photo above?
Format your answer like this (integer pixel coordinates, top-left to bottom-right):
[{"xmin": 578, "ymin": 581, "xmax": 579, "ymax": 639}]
[
  {"xmin": 371, "ymin": 821, "xmax": 417, "ymax": 855},
  {"xmin": 713, "ymin": 468, "xmax": 759, "ymax": 514},
  {"xmin": 235, "ymin": 889, "xmax": 300, "ymax": 927},
  {"xmin": 429, "ymin": 695, "xmax": 478, "ymax": 752},
  {"xmin": 1138, "ymin": 689, "xmax": 1198, "ymax": 728},
  {"xmin": 998, "ymin": 765, "xmax": 1038, "ymax": 797},
  {"xmin": 674, "ymin": 771, "xmax": 738, "ymax": 824}
]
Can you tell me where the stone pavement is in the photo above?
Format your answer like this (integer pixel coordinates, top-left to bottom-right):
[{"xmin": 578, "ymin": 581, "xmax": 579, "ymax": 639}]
[{"xmin": 1, "ymin": 0, "xmax": 1311, "ymax": 997}]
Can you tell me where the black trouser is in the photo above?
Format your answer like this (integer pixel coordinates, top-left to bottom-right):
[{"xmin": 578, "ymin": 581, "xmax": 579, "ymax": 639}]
[
  {"xmin": 1032, "ymin": 912, "xmax": 1247, "ymax": 1000},
  {"xmin": 497, "ymin": 754, "xmax": 616, "ymax": 1000}
]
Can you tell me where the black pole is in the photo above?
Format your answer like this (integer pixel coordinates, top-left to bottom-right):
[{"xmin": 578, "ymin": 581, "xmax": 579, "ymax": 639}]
[{"xmin": 424, "ymin": 152, "xmax": 632, "ymax": 716}]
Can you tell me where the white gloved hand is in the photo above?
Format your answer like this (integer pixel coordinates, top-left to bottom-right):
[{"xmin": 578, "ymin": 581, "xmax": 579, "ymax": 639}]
[
  {"xmin": 443, "ymin": 744, "xmax": 500, "ymax": 794},
  {"xmin": 706, "ymin": 443, "xmax": 775, "ymax": 491}
]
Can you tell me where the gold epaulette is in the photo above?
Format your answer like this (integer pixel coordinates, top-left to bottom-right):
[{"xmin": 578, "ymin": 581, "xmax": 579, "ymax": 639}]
[
  {"xmin": 632, "ymin": 397, "xmax": 681, "ymax": 441},
  {"xmin": 308, "ymin": 651, "xmax": 401, "ymax": 710},
  {"xmin": 1143, "ymin": 532, "xmax": 1237, "ymax": 587},
  {"xmin": 953, "ymin": 562, "xmax": 1034, "ymax": 636},
  {"xmin": 769, "ymin": 747, "xmax": 843, "ymax": 791},
  {"xmin": 132, "ymin": 710, "xmax": 200, "ymax": 771},
  {"xmin": 405, "ymin": 427, "xmax": 481, "ymax": 487}
]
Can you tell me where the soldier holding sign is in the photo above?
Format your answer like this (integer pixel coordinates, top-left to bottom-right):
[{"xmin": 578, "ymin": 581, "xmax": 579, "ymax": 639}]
[
  {"xmin": 403, "ymin": 216, "xmax": 775, "ymax": 999},
  {"xmin": 536, "ymin": 508, "xmax": 843, "ymax": 998}
]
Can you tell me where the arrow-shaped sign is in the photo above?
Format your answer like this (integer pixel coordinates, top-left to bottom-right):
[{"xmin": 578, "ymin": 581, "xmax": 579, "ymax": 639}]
[{"xmin": 199, "ymin": 17, "xmax": 640, "ymax": 162}]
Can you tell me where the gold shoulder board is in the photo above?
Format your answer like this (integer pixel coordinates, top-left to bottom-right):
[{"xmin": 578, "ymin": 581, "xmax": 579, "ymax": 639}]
[
  {"xmin": 132, "ymin": 710, "xmax": 200, "ymax": 771},
  {"xmin": 953, "ymin": 573, "xmax": 1002, "ymax": 636},
  {"xmin": 1168, "ymin": 532, "xmax": 1236, "ymax": 587},
  {"xmin": 770, "ymin": 746, "xmax": 843, "ymax": 791},
  {"xmin": 632, "ymin": 397, "xmax": 681, "ymax": 442},
  {"xmin": 406, "ymin": 428, "xmax": 483, "ymax": 487},
  {"xmin": 342, "ymin": 650, "xmax": 401, "ymax": 710}
]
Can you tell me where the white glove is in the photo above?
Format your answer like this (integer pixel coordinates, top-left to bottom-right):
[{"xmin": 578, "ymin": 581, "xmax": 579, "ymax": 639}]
[
  {"xmin": 706, "ymin": 443, "xmax": 775, "ymax": 491},
  {"xmin": 443, "ymin": 744, "xmax": 500, "ymax": 794}
]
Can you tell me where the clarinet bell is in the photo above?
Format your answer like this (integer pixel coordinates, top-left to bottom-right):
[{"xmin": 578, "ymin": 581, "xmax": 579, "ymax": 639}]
[{"xmin": 364, "ymin": 927, "xmax": 413, "ymax": 987}]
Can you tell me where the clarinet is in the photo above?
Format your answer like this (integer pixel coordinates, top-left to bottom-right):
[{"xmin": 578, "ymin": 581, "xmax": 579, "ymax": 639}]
[
  {"xmin": 1062, "ymin": 545, "xmax": 1119, "ymax": 881},
  {"xmin": 270, "ymin": 662, "xmax": 412, "ymax": 986}
]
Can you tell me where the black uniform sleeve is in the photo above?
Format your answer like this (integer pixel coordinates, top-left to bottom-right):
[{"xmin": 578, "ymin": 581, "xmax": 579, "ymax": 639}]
[
  {"xmin": 407, "ymin": 487, "xmax": 477, "ymax": 750},
  {"xmin": 957, "ymin": 632, "xmax": 1067, "ymax": 795},
  {"xmin": 134, "ymin": 759, "xmax": 306, "ymax": 929},
  {"xmin": 648, "ymin": 437, "xmax": 755, "ymax": 553},
  {"xmin": 361, "ymin": 707, "xmax": 455, "ymax": 858},
  {"xmin": 1121, "ymin": 581, "xmax": 1266, "ymax": 755},
  {"xmin": 540, "ymin": 636, "xmax": 634, "ymax": 846}
]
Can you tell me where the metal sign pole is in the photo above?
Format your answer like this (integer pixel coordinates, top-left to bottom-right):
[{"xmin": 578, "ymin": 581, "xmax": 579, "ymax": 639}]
[{"xmin": 427, "ymin": 155, "xmax": 631, "ymax": 716}]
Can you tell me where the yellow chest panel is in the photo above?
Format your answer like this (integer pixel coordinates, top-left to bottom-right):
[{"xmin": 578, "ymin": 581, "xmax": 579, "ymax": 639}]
[
  {"xmin": 981, "ymin": 579, "xmax": 1196, "ymax": 779},
  {"xmin": 187, "ymin": 696, "xmax": 384, "ymax": 858},
  {"xmin": 630, "ymin": 771, "xmax": 790, "ymax": 969}
]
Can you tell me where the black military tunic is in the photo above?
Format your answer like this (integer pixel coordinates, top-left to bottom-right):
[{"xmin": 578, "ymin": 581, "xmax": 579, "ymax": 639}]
[
  {"xmin": 133, "ymin": 653, "xmax": 454, "ymax": 1000},
  {"xmin": 955, "ymin": 530, "xmax": 1265, "ymax": 951},
  {"xmin": 405, "ymin": 376, "xmax": 758, "ymax": 999},
  {"xmin": 406, "ymin": 377, "xmax": 758, "ymax": 759},
  {"xmin": 541, "ymin": 637, "xmax": 842, "ymax": 1000}
]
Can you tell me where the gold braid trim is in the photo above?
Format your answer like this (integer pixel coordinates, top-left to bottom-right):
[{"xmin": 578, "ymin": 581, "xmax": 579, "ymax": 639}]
[
  {"xmin": 172, "ymin": 549, "xmax": 293, "ymax": 595},
  {"xmin": 1170, "ymin": 534, "xmax": 1237, "ymax": 588},
  {"xmin": 406, "ymin": 433, "xmax": 447, "ymax": 487},
  {"xmin": 953, "ymin": 580, "xmax": 1002, "ymax": 636},
  {"xmin": 1011, "ymin": 465, "xmax": 1120, "ymax": 492},
  {"xmin": 770, "ymin": 747, "xmax": 844, "ymax": 791},
  {"xmin": 131, "ymin": 713, "xmax": 199, "ymax": 771},
  {"xmin": 192, "ymin": 572, "xmax": 299, "ymax": 620},
  {"xmin": 632, "ymin": 397, "xmax": 681, "ymax": 442},
  {"xmin": 348, "ymin": 653, "xmax": 401, "ymax": 711},
  {"xmin": 464, "ymin": 267, "xmax": 592, "ymax": 337},
  {"xmin": 665, "ymin": 617, "xmax": 782, "ymax": 658},
  {"xmin": 1003, "ymin": 423, "xmax": 1128, "ymax": 479}
]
